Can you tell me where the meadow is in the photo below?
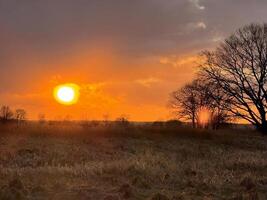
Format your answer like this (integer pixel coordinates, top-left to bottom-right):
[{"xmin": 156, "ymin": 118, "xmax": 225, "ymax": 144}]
[{"xmin": 0, "ymin": 122, "xmax": 266, "ymax": 200}]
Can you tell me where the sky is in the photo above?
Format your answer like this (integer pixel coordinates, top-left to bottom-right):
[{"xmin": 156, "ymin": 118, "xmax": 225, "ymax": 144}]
[{"xmin": 1, "ymin": 0, "xmax": 267, "ymax": 121}]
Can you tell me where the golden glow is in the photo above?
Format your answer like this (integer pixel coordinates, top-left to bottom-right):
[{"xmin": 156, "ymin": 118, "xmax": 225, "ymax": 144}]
[
  {"xmin": 54, "ymin": 83, "xmax": 80, "ymax": 105},
  {"xmin": 198, "ymin": 107, "xmax": 211, "ymax": 126}
]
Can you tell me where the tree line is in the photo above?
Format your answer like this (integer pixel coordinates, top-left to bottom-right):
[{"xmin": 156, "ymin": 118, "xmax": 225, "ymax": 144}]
[
  {"xmin": 170, "ymin": 23, "xmax": 267, "ymax": 135},
  {"xmin": 0, "ymin": 105, "xmax": 27, "ymax": 123}
]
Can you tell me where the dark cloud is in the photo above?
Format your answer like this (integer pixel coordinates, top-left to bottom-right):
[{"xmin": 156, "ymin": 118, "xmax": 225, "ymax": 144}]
[{"xmin": 1, "ymin": 0, "xmax": 266, "ymax": 53}]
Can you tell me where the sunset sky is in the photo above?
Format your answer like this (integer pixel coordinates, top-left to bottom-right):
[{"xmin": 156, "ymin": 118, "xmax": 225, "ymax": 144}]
[{"xmin": 1, "ymin": 0, "xmax": 267, "ymax": 121}]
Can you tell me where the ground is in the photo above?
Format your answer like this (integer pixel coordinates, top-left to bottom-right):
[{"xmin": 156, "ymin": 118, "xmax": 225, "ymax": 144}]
[{"xmin": 0, "ymin": 123, "xmax": 266, "ymax": 200}]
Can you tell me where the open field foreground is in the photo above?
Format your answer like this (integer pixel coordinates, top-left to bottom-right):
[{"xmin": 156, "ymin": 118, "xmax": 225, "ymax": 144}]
[{"xmin": 0, "ymin": 123, "xmax": 267, "ymax": 200}]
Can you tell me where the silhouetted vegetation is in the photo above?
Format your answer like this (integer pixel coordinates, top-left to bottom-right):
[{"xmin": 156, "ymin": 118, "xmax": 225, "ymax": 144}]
[
  {"xmin": 200, "ymin": 23, "xmax": 267, "ymax": 134},
  {"xmin": 15, "ymin": 109, "xmax": 27, "ymax": 125},
  {"xmin": 115, "ymin": 115, "xmax": 131, "ymax": 128},
  {"xmin": 0, "ymin": 106, "xmax": 26, "ymax": 125},
  {"xmin": 0, "ymin": 106, "xmax": 13, "ymax": 122},
  {"xmin": 170, "ymin": 78, "xmax": 230, "ymax": 129},
  {"xmin": 171, "ymin": 23, "xmax": 267, "ymax": 135}
]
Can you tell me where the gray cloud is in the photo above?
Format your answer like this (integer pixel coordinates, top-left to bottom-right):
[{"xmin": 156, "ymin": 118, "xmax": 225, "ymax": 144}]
[{"xmin": 1, "ymin": 0, "xmax": 267, "ymax": 91}]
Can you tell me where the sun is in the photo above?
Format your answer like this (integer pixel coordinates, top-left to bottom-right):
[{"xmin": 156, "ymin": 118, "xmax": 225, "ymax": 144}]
[
  {"xmin": 198, "ymin": 107, "xmax": 211, "ymax": 126},
  {"xmin": 53, "ymin": 83, "xmax": 80, "ymax": 105}
]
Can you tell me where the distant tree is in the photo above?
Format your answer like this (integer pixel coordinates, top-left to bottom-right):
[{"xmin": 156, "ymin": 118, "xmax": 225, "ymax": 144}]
[
  {"xmin": 38, "ymin": 113, "xmax": 46, "ymax": 124},
  {"xmin": 115, "ymin": 115, "xmax": 130, "ymax": 127},
  {"xmin": 170, "ymin": 79, "xmax": 230, "ymax": 128},
  {"xmin": 169, "ymin": 79, "xmax": 205, "ymax": 128},
  {"xmin": 15, "ymin": 109, "xmax": 27, "ymax": 125},
  {"xmin": 201, "ymin": 23, "xmax": 267, "ymax": 134},
  {"xmin": 197, "ymin": 78, "xmax": 232, "ymax": 129},
  {"xmin": 0, "ymin": 106, "xmax": 13, "ymax": 122},
  {"xmin": 103, "ymin": 113, "xmax": 110, "ymax": 126}
]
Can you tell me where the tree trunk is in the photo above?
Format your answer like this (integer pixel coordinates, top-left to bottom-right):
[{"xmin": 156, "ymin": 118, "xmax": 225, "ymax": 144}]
[
  {"xmin": 256, "ymin": 122, "xmax": 267, "ymax": 135},
  {"xmin": 192, "ymin": 115, "xmax": 196, "ymax": 128}
]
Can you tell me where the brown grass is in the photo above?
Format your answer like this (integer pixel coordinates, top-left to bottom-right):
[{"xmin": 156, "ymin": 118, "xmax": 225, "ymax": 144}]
[{"xmin": 0, "ymin": 122, "xmax": 266, "ymax": 200}]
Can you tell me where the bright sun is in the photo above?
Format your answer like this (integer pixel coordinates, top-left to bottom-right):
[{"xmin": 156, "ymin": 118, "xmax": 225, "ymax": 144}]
[{"xmin": 54, "ymin": 83, "xmax": 80, "ymax": 105}]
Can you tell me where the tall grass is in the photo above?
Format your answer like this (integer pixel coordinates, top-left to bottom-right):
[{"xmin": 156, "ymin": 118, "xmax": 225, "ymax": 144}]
[{"xmin": 0, "ymin": 122, "xmax": 266, "ymax": 199}]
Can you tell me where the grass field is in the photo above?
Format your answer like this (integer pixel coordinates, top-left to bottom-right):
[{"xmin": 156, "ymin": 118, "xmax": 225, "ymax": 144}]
[{"xmin": 0, "ymin": 122, "xmax": 266, "ymax": 200}]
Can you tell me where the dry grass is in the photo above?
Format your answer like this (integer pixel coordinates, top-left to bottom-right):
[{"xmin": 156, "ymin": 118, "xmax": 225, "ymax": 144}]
[{"xmin": 0, "ymin": 122, "xmax": 266, "ymax": 200}]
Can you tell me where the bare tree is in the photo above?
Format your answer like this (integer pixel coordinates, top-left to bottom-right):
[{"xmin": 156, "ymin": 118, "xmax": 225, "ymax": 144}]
[
  {"xmin": 198, "ymin": 78, "xmax": 232, "ymax": 129},
  {"xmin": 0, "ymin": 106, "xmax": 13, "ymax": 122},
  {"xmin": 201, "ymin": 23, "xmax": 267, "ymax": 134},
  {"xmin": 169, "ymin": 79, "xmax": 204, "ymax": 128},
  {"xmin": 15, "ymin": 109, "xmax": 27, "ymax": 125},
  {"xmin": 170, "ymin": 78, "xmax": 230, "ymax": 128}
]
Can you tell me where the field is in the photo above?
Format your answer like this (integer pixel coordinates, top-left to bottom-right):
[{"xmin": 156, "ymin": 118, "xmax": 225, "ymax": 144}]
[{"xmin": 0, "ymin": 122, "xmax": 266, "ymax": 200}]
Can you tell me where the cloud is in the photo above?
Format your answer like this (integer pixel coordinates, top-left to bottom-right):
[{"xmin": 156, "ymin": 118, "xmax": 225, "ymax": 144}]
[
  {"xmin": 135, "ymin": 77, "xmax": 161, "ymax": 88},
  {"xmin": 160, "ymin": 54, "xmax": 203, "ymax": 69},
  {"xmin": 196, "ymin": 22, "xmax": 207, "ymax": 29},
  {"xmin": 189, "ymin": 0, "xmax": 205, "ymax": 10},
  {"xmin": 81, "ymin": 82, "xmax": 107, "ymax": 94},
  {"xmin": 80, "ymin": 82, "xmax": 120, "ymax": 108},
  {"xmin": 186, "ymin": 21, "xmax": 207, "ymax": 32},
  {"xmin": 212, "ymin": 36, "xmax": 224, "ymax": 43}
]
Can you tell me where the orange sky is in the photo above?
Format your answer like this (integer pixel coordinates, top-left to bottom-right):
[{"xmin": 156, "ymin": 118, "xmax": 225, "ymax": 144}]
[
  {"xmin": 1, "ymin": 1, "xmax": 267, "ymax": 121},
  {"xmin": 0, "ymin": 45, "xmax": 201, "ymax": 121}
]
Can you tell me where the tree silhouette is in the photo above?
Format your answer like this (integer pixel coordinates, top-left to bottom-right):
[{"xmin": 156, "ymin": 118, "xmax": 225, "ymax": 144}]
[
  {"xmin": 170, "ymin": 79, "xmax": 205, "ymax": 128},
  {"xmin": 15, "ymin": 109, "xmax": 27, "ymax": 125},
  {"xmin": 201, "ymin": 23, "xmax": 267, "ymax": 134},
  {"xmin": 198, "ymin": 78, "xmax": 232, "ymax": 129},
  {"xmin": 170, "ymin": 78, "xmax": 230, "ymax": 128},
  {"xmin": 0, "ymin": 106, "xmax": 13, "ymax": 122}
]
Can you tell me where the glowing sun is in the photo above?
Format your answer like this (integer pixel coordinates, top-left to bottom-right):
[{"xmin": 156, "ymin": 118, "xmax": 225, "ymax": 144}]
[
  {"xmin": 198, "ymin": 107, "xmax": 211, "ymax": 126},
  {"xmin": 54, "ymin": 83, "xmax": 80, "ymax": 105}
]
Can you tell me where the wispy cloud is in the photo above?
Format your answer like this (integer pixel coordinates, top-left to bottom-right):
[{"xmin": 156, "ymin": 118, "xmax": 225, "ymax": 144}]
[
  {"xmin": 160, "ymin": 55, "xmax": 203, "ymax": 69},
  {"xmin": 135, "ymin": 77, "xmax": 161, "ymax": 88},
  {"xmin": 81, "ymin": 82, "xmax": 107, "ymax": 94},
  {"xmin": 186, "ymin": 21, "xmax": 207, "ymax": 31},
  {"xmin": 189, "ymin": 0, "xmax": 205, "ymax": 10},
  {"xmin": 196, "ymin": 22, "xmax": 207, "ymax": 29}
]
